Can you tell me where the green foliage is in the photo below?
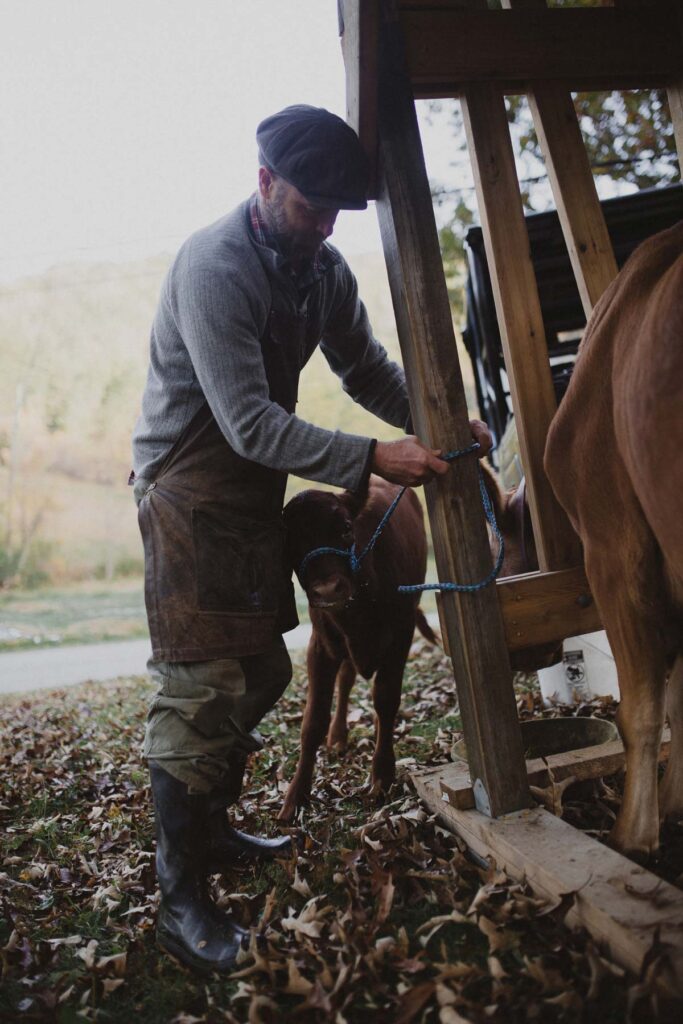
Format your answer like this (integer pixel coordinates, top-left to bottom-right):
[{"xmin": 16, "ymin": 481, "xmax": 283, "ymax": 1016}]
[{"xmin": 0, "ymin": 536, "xmax": 52, "ymax": 589}]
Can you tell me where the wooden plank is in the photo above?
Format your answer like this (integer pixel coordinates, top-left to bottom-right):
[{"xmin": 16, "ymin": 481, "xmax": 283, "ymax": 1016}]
[
  {"xmin": 373, "ymin": 1, "xmax": 531, "ymax": 817},
  {"xmin": 413, "ymin": 769, "xmax": 683, "ymax": 994},
  {"xmin": 460, "ymin": 81, "xmax": 582, "ymax": 572},
  {"xmin": 497, "ymin": 566, "xmax": 602, "ymax": 652},
  {"xmin": 438, "ymin": 728, "xmax": 672, "ymax": 811},
  {"xmin": 398, "ymin": 7, "xmax": 681, "ymax": 94},
  {"xmin": 502, "ymin": 0, "xmax": 618, "ymax": 317},
  {"xmin": 339, "ymin": 0, "xmax": 380, "ymax": 198}
]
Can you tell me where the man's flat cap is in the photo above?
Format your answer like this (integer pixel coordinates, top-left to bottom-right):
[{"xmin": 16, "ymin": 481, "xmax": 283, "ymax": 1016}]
[{"xmin": 256, "ymin": 105, "xmax": 369, "ymax": 210}]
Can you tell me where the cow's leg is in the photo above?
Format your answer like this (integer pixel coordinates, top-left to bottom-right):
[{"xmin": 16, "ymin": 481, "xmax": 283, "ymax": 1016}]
[
  {"xmin": 369, "ymin": 624, "xmax": 413, "ymax": 796},
  {"xmin": 278, "ymin": 636, "xmax": 341, "ymax": 823},
  {"xmin": 327, "ymin": 658, "xmax": 356, "ymax": 750},
  {"xmin": 587, "ymin": 551, "xmax": 667, "ymax": 859},
  {"xmin": 660, "ymin": 653, "xmax": 683, "ymax": 822}
]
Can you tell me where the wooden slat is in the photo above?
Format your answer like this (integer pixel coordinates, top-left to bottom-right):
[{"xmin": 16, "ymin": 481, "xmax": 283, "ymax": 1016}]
[
  {"xmin": 373, "ymin": 1, "xmax": 531, "ymax": 817},
  {"xmin": 503, "ymin": 0, "xmax": 618, "ymax": 317},
  {"xmin": 497, "ymin": 566, "xmax": 602, "ymax": 652},
  {"xmin": 339, "ymin": 0, "xmax": 380, "ymax": 198},
  {"xmin": 413, "ymin": 769, "xmax": 683, "ymax": 994},
  {"xmin": 460, "ymin": 81, "xmax": 582, "ymax": 572},
  {"xmin": 438, "ymin": 728, "xmax": 672, "ymax": 811},
  {"xmin": 399, "ymin": 7, "xmax": 681, "ymax": 95}
]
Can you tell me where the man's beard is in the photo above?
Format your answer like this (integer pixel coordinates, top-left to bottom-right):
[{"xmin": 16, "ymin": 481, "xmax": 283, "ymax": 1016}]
[{"xmin": 263, "ymin": 194, "xmax": 324, "ymax": 264}]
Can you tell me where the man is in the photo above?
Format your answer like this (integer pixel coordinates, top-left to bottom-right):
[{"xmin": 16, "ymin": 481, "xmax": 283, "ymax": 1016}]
[{"xmin": 131, "ymin": 104, "xmax": 490, "ymax": 973}]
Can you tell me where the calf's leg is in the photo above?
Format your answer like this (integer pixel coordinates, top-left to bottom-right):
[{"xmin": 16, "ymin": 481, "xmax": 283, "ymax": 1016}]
[
  {"xmin": 660, "ymin": 653, "xmax": 683, "ymax": 823},
  {"xmin": 327, "ymin": 658, "xmax": 356, "ymax": 750},
  {"xmin": 278, "ymin": 636, "xmax": 341, "ymax": 823},
  {"xmin": 369, "ymin": 625, "xmax": 413, "ymax": 796}
]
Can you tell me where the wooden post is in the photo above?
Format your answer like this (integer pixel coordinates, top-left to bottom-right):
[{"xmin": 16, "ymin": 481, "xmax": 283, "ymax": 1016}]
[
  {"xmin": 459, "ymin": 79, "xmax": 582, "ymax": 572},
  {"xmin": 375, "ymin": 1, "xmax": 531, "ymax": 818},
  {"xmin": 339, "ymin": 0, "xmax": 380, "ymax": 198},
  {"xmin": 503, "ymin": 0, "xmax": 619, "ymax": 318}
]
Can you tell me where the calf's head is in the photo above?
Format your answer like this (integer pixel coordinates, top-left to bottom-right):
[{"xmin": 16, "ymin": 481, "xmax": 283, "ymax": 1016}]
[
  {"xmin": 480, "ymin": 462, "xmax": 538, "ymax": 576},
  {"xmin": 283, "ymin": 487, "xmax": 367, "ymax": 610}
]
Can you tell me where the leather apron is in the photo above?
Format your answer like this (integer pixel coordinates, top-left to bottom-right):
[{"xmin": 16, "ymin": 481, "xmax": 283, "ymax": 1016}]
[{"xmin": 137, "ymin": 303, "xmax": 308, "ymax": 662}]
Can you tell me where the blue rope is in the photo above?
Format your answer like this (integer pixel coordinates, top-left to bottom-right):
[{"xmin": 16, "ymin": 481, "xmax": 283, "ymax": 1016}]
[{"xmin": 297, "ymin": 440, "xmax": 505, "ymax": 594}]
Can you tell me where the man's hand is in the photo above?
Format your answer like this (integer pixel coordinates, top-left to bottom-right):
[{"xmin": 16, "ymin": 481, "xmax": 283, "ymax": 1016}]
[
  {"xmin": 371, "ymin": 437, "xmax": 450, "ymax": 487},
  {"xmin": 468, "ymin": 419, "xmax": 493, "ymax": 458},
  {"xmin": 371, "ymin": 420, "xmax": 493, "ymax": 487}
]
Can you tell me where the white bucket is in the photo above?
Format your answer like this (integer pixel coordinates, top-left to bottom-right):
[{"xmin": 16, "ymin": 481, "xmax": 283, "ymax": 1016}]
[{"xmin": 537, "ymin": 630, "xmax": 620, "ymax": 706}]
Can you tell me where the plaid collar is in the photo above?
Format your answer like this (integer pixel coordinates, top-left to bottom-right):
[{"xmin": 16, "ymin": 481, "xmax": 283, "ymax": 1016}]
[{"xmin": 249, "ymin": 193, "xmax": 331, "ymax": 288}]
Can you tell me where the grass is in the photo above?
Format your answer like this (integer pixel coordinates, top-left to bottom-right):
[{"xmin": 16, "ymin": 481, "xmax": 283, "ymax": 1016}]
[
  {"xmin": 0, "ymin": 554, "xmax": 440, "ymax": 654},
  {"xmin": 0, "ymin": 578, "xmax": 149, "ymax": 650}
]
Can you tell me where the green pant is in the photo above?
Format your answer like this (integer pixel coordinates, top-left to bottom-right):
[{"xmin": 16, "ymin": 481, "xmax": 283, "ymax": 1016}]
[{"xmin": 143, "ymin": 643, "xmax": 292, "ymax": 795}]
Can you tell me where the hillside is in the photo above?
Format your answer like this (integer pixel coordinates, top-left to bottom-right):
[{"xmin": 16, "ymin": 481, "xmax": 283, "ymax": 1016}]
[{"xmin": 0, "ymin": 248, "xmax": 476, "ymax": 584}]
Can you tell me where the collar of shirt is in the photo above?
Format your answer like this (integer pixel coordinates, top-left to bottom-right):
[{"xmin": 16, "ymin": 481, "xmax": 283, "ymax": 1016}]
[{"xmin": 248, "ymin": 193, "xmax": 337, "ymax": 291}]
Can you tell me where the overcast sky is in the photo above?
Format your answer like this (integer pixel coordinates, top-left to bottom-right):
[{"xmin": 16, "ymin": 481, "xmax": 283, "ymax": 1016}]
[{"xmin": 1, "ymin": 0, "xmax": 466, "ymax": 283}]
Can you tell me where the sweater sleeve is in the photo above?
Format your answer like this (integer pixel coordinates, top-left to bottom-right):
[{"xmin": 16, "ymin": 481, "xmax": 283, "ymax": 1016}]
[
  {"xmin": 169, "ymin": 252, "xmax": 375, "ymax": 491},
  {"xmin": 319, "ymin": 261, "xmax": 412, "ymax": 432}
]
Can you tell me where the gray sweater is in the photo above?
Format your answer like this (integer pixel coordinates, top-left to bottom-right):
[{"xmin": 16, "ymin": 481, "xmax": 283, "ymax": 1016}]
[{"xmin": 132, "ymin": 199, "xmax": 410, "ymax": 491}]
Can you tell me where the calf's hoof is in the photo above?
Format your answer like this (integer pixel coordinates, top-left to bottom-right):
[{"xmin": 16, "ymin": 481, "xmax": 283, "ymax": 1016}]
[
  {"xmin": 278, "ymin": 788, "xmax": 308, "ymax": 824},
  {"xmin": 326, "ymin": 728, "xmax": 349, "ymax": 752},
  {"xmin": 366, "ymin": 774, "xmax": 396, "ymax": 802}
]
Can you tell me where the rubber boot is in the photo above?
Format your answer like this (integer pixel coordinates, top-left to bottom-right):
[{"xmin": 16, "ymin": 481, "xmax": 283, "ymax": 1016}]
[
  {"xmin": 205, "ymin": 747, "xmax": 293, "ymax": 869},
  {"xmin": 207, "ymin": 798, "xmax": 294, "ymax": 870},
  {"xmin": 150, "ymin": 763, "xmax": 248, "ymax": 973}
]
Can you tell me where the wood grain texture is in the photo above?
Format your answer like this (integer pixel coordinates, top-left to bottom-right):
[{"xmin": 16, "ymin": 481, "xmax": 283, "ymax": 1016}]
[
  {"xmin": 340, "ymin": 0, "xmax": 380, "ymax": 198},
  {"xmin": 373, "ymin": 1, "xmax": 531, "ymax": 817},
  {"xmin": 437, "ymin": 728, "xmax": 672, "ymax": 811},
  {"xmin": 460, "ymin": 81, "xmax": 582, "ymax": 571},
  {"xmin": 399, "ymin": 7, "xmax": 681, "ymax": 94},
  {"xmin": 413, "ymin": 768, "xmax": 683, "ymax": 995},
  {"xmin": 497, "ymin": 566, "xmax": 602, "ymax": 652}
]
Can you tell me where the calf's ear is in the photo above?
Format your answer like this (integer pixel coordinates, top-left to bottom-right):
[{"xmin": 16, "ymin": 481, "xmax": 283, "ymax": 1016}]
[
  {"xmin": 341, "ymin": 480, "xmax": 369, "ymax": 519},
  {"xmin": 479, "ymin": 460, "xmax": 508, "ymax": 526}
]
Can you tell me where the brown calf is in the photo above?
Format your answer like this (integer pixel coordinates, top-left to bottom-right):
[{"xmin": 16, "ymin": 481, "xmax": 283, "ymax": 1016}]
[
  {"xmin": 545, "ymin": 222, "xmax": 683, "ymax": 859},
  {"xmin": 278, "ymin": 476, "xmax": 434, "ymax": 822}
]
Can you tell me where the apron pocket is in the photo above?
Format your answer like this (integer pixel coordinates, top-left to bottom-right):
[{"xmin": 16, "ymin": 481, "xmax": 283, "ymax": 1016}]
[{"xmin": 192, "ymin": 506, "xmax": 283, "ymax": 615}]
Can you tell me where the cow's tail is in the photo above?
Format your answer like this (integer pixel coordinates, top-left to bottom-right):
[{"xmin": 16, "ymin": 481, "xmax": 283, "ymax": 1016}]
[{"xmin": 415, "ymin": 607, "xmax": 439, "ymax": 646}]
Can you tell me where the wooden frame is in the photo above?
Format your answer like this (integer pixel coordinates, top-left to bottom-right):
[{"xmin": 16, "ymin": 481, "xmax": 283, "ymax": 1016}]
[
  {"xmin": 413, "ymin": 767, "xmax": 683, "ymax": 995},
  {"xmin": 339, "ymin": 0, "xmax": 683, "ymax": 987}
]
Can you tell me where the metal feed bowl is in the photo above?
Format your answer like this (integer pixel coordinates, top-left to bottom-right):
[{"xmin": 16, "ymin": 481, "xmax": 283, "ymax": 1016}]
[{"xmin": 453, "ymin": 716, "xmax": 618, "ymax": 763}]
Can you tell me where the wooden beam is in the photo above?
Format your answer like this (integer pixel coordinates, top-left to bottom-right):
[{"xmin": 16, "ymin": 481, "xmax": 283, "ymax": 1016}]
[
  {"xmin": 398, "ymin": 7, "xmax": 682, "ymax": 95},
  {"xmin": 503, "ymin": 0, "xmax": 618, "ymax": 318},
  {"xmin": 413, "ymin": 770, "xmax": 683, "ymax": 995},
  {"xmin": 460, "ymin": 81, "xmax": 582, "ymax": 571},
  {"xmin": 497, "ymin": 566, "xmax": 602, "ymax": 653},
  {"xmin": 339, "ymin": 0, "xmax": 380, "ymax": 198},
  {"xmin": 374, "ymin": 1, "xmax": 531, "ymax": 818},
  {"xmin": 436, "ymin": 728, "xmax": 672, "ymax": 811}
]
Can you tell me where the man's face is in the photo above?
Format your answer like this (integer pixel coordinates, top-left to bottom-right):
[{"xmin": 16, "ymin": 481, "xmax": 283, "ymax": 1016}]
[{"xmin": 258, "ymin": 167, "xmax": 339, "ymax": 265}]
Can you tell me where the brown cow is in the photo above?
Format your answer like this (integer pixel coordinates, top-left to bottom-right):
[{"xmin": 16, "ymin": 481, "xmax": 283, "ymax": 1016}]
[
  {"xmin": 544, "ymin": 222, "xmax": 683, "ymax": 859},
  {"xmin": 278, "ymin": 476, "xmax": 435, "ymax": 822}
]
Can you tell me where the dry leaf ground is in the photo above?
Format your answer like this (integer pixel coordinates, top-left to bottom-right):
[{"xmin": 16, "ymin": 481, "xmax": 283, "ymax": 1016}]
[{"xmin": 1, "ymin": 642, "xmax": 680, "ymax": 1023}]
